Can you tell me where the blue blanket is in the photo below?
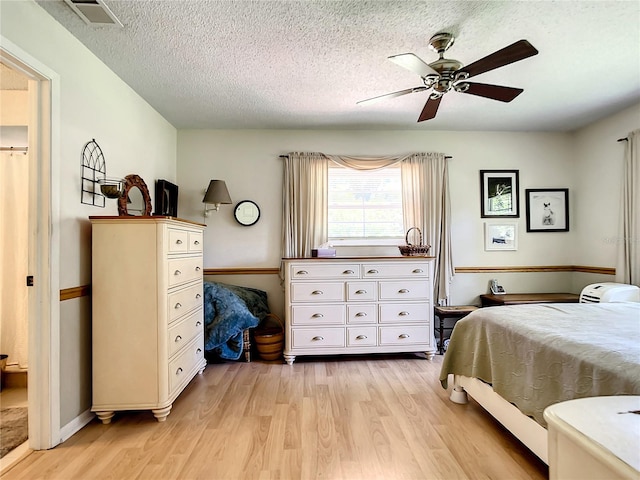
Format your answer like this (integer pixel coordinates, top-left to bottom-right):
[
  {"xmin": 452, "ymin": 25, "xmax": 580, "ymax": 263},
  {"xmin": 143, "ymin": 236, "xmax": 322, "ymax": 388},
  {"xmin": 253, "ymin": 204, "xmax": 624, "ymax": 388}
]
[{"xmin": 203, "ymin": 281, "xmax": 268, "ymax": 360}]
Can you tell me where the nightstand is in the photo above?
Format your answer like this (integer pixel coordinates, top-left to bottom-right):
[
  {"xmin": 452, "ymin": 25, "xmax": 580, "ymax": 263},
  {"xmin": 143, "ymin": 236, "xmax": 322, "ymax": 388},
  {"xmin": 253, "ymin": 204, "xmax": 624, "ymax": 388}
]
[
  {"xmin": 433, "ymin": 305, "xmax": 479, "ymax": 354},
  {"xmin": 480, "ymin": 293, "xmax": 580, "ymax": 307}
]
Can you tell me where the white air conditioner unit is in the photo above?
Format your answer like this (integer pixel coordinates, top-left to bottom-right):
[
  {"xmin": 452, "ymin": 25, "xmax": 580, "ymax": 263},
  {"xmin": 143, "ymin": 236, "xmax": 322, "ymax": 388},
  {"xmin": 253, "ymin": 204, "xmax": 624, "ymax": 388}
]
[{"xmin": 579, "ymin": 282, "xmax": 640, "ymax": 303}]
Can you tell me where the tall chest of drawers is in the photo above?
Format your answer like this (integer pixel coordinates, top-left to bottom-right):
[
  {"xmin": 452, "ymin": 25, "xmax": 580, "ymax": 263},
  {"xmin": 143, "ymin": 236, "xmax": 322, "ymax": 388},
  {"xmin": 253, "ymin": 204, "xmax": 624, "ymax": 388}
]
[
  {"xmin": 283, "ymin": 257, "xmax": 436, "ymax": 365},
  {"xmin": 90, "ymin": 216, "xmax": 207, "ymax": 423}
]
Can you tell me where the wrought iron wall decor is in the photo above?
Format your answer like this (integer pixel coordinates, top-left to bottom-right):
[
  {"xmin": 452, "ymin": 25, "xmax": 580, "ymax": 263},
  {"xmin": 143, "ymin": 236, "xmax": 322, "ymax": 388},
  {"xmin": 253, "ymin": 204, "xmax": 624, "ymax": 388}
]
[{"xmin": 80, "ymin": 139, "xmax": 107, "ymax": 207}]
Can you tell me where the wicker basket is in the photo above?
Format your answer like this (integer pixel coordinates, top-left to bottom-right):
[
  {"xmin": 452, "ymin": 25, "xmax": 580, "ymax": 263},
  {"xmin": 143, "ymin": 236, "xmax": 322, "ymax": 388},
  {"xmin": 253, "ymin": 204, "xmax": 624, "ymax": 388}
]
[
  {"xmin": 253, "ymin": 314, "xmax": 284, "ymax": 361},
  {"xmin": 398, "ymin": 227, "xmax": 431, "ymax": 256}
]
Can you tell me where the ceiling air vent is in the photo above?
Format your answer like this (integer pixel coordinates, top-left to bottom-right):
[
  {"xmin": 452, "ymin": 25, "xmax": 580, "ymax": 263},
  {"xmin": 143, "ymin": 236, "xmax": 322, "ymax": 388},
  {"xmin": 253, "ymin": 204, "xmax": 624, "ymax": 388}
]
[{"xmin": 63, "ymin": 0, "xmax": 123, "ymax": 27}]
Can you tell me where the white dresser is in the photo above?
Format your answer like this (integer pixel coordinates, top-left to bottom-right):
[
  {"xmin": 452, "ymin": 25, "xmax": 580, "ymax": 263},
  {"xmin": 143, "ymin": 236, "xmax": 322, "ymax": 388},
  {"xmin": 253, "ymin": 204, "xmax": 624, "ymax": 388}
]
[
  {"xmin": 544, "ymin": 396, "xmax": 640, "ymax": 480},
  {"xmin": 90, "ymin": 216, "xmax": 207, "ymax": 423},
  {"xmin": 282, "ymin": 257, "xmax": 436, "ymax": 365}
]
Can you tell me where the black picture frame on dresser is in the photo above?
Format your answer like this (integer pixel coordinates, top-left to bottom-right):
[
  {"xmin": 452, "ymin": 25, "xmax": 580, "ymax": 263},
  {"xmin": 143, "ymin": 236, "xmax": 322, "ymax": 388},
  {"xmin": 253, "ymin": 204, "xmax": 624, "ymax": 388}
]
[{"xmin": 154, "ymin": 179, "xmax": 178, "ymax": 217}]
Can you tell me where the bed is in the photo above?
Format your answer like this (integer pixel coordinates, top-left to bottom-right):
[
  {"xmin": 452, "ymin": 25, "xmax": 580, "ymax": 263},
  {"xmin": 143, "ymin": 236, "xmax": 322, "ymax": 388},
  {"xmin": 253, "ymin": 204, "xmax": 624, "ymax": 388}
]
[
  {"xmin": 202, "ymin": 281, "xmax": 270, "ymax": 361},
  {"xmin": 439, "ymin": 301, "xmax": 640, "ymax": 464}
]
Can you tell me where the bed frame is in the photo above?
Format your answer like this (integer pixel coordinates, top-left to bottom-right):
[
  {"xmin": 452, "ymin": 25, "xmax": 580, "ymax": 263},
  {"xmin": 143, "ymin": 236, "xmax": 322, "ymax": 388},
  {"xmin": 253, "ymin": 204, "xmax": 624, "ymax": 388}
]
[{"xmin": 451, "ymin": 375, "xmax": 548, "ymax": 464}]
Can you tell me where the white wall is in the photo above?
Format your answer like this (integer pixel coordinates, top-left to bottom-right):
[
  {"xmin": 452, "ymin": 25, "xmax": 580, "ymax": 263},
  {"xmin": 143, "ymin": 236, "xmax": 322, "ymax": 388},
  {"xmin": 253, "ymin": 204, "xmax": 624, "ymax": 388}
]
[
  {"xmin": 572, "ymin": 103, "xmax": 640, "ymax": 270},
  {"xmin": 1, "ymin": 0, "xmax": 178, "ymax": 427},
  {"xmin": 178, "ymin": 129, "xmax": 580, "ymax": 307}
]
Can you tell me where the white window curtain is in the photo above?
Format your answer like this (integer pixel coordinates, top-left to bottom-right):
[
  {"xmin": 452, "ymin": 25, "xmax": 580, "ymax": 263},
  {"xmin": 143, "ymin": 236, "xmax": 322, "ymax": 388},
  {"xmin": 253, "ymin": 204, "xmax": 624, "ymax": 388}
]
[
  {"xmin": 281, "ymin": 151, "xmax": 454, "ymax": 304},
  {"xmin": 616, "ymin": 129, "xmax": 640, "ymax": 286}
]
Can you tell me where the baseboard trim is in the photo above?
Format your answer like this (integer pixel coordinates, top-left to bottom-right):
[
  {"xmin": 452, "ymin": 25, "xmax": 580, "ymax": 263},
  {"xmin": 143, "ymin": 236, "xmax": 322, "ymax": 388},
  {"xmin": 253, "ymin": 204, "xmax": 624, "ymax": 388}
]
[{"xmin": 59, "ymin": 409, "xmax": 95, "ymax": 443}]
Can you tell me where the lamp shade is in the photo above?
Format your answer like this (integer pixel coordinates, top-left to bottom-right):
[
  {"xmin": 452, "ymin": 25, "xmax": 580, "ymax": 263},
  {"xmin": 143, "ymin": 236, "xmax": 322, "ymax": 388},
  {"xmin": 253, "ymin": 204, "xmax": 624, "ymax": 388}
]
[{"xmin": 202, "ymin": 180, "xmax": 232, "ymax": 205}]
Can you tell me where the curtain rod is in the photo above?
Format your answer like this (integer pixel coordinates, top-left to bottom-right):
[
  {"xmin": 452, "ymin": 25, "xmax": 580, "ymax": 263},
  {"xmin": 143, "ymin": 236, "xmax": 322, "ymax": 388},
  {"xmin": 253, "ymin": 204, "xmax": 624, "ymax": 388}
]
[
  {"xmin": 279, "ymin": 154, "xmax": 453, "ymax": 159},
  {"xmin": 0, "ymin": 146, "xmax": 28, "ymax": 152},
  {"xmin": 617, "ymin": 137, "xmax": 628, "ymax": 142}
]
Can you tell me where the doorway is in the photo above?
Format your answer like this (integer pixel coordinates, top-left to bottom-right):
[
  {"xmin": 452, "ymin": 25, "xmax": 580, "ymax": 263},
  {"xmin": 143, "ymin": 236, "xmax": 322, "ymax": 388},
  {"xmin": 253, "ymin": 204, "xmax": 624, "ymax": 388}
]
[
  {"xmin": 0, "ymin": 40, "xmax": 60, "ymax": 471},
  {"xmin": 0, "ymin": 62, "xmax": 30, "ymax": 464}
]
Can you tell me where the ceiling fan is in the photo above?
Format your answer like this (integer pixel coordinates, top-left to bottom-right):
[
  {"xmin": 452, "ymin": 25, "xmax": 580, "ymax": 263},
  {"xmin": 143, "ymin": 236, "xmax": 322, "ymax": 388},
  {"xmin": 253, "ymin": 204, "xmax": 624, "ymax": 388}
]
[{"xmin": 357, "ymin": 32, "xmax": 539, "ymax": 122}]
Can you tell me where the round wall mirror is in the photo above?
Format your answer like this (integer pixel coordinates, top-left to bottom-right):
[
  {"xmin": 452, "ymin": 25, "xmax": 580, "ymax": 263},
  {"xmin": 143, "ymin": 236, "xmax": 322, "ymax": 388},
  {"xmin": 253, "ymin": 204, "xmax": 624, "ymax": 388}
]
[
  {"xmin": 118, "ymin": 174, "xmax": 152, "ymax": 216},
  {"xmin": 234, "ymin": 200, "xmax": 260, "ymax": 226}
]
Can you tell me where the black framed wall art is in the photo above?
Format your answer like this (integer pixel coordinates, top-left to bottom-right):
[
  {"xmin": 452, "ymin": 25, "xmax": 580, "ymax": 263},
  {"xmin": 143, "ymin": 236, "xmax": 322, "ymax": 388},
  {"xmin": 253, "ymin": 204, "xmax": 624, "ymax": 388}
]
[
  {"xmin": 154, "ymin": 179, "xmax": 179, "ymax": 217},
  {"xmin": 525, "ymin": 188, "xmax": 569, "ymax": 232},
  {"xmin": 480, "ymin": 170, "xmax": 519, "ymax": 218}
]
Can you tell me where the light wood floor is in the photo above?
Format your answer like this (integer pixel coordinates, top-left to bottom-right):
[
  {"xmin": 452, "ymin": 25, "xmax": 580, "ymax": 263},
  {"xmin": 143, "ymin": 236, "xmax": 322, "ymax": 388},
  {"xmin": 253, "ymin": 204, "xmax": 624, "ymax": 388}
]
[{"xmin": 3, "ymin": 354, "xmax": 547, "ymax": 480}]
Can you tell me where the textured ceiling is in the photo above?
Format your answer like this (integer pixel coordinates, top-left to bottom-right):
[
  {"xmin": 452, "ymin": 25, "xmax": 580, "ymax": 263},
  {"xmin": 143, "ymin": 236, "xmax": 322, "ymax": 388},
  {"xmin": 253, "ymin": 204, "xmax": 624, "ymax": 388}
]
[{"xmin": 36, "ymin": 0, "xmax": 640, "ymax": 131}]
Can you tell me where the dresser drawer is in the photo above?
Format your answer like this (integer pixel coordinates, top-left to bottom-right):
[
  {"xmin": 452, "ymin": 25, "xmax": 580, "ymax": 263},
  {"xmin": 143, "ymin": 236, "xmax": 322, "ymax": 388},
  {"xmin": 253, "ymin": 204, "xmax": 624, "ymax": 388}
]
[
  {"xmin": 291, "ymin": 282, "xmax": 344, "ymax": 302},
  {"xmin": 168, "ymin": 309, "xmax": 203, "ymax": 358},
  {"xmin": 168, "ymin": 282, "xmax": 203, "ymax": 322},
  {"xmin": 378, "ymin": 281, "xmax": 429, "ymax": 300},
  {"xmin": 188, "ymin": 231, "xmax": 203, "ymax": 252},
  {"xmin": 347, "ymin": 304, "xmax": 377, "ymax": 324},
  {"xmin": 168, "ymin": 257, "xmax": 203, "ymax": 288},
  {"xmin": 362, "ymin": 263, "xmax": 429, "ymax": 278},
  {"xmin": 291, "ymin": 305, "xmax": 345, "ymax": 325},
  {"xmin": 379, "ymin": 302, "xmax": 429, "ymax": 323},
  {"xmin": 168, "ymin": 335, "xmax": 204, "ymax": 394},
  {"xmin": 291, "ymin": 328, "xmax": 345, "ymax": 348},
  {"xmin": 347, "ymin": 327, "xmax": 377, "ymax": 346},
  {"xmin": 290, "ymin": 263, "xmax": 359, "ymax": 280},
  {"xmin": 168, "ymin": 228, "xmax": 189, "ymax": 253},
  {"xmin": 379, "ymin": 325, "xmax": 430, "ymax": 345},
  {"xmin": 346, "ymin": 281, "xmax": 376, "ymax": 301}
]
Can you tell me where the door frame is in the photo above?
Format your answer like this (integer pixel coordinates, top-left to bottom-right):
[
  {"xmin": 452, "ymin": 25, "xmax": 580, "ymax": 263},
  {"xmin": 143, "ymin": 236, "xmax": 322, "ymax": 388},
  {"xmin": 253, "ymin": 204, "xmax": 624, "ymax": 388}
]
[{"xmin": 1, "ymin": 37, "xmax": 61, "ymax": 450}]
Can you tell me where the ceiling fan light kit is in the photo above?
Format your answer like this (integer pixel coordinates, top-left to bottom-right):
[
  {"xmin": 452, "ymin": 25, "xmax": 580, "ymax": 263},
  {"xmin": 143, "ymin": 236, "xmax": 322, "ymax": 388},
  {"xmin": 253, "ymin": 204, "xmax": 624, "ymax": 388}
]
[{"xmin": 359, "ymin": 32, "xmax": 539, "ymax": 122}]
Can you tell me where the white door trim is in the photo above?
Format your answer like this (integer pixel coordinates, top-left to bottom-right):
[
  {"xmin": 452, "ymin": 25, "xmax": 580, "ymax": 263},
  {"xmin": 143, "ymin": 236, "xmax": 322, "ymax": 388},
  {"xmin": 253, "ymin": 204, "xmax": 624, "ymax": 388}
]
[{"xmin": 1, "ymin": 36, "xmax": 61, "ymax": 450}]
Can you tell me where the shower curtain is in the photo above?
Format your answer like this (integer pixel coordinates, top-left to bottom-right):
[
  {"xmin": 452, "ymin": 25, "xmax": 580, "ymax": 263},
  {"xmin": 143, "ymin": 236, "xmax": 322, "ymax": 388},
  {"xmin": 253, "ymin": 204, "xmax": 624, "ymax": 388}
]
[{"xmin": 0, "ymin": 150, "xmax": 29, "ymax": 369}]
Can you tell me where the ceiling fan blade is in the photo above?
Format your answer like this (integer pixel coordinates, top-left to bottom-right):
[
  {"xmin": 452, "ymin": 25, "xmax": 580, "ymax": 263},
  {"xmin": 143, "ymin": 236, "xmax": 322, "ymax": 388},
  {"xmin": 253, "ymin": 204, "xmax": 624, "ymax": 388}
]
[
  {"xmin": 458, "ymin": 40, "xmax": 538, "ymax": 79},
  {"xmin": 388, "ymin": 53, "xmax": 439, "ymax": 77},
  {"xmin": 357, "ymin": 86, "xmax": 427, "ymax": 105},
  {"xmin": 418, "ymin": 96, "xmax": 442, "ymax": 122},
  {"xmin": 462, "ymin": 82, "xmax": 524, "ymax": 102}
]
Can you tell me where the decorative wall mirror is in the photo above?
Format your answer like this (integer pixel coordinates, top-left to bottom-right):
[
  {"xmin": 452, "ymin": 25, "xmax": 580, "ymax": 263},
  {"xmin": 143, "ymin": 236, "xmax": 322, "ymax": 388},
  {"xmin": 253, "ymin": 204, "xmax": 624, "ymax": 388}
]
[
  {"xmin": 118, "ymin": 174, "xmax": 152, "ymax": 216},
  {"xmin": 234, "ymin": 200, "xmax": 260, "ymax": 226}
]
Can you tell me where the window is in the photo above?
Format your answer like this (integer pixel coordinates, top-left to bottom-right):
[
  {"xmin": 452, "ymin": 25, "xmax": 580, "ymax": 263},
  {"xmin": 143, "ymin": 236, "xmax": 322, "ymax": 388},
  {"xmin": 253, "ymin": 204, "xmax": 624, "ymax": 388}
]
[{"xmin": 327, "ymin": 164, "xmax": 403, "ymax": 239}]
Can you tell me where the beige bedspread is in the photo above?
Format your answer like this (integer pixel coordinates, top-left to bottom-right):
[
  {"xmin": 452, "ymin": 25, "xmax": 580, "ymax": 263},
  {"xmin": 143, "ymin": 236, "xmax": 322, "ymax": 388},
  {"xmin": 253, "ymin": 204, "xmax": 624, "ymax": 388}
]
[{"xmin": 439, "ymin": 302, "xmax": 640, "ymax": 426}]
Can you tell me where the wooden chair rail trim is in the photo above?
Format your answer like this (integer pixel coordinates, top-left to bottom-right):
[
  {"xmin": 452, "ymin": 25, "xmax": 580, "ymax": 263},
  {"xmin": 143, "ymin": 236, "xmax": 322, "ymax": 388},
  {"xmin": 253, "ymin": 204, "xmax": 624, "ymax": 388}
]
[
  {"xmin": 60, "ymin": 285, "xmax": 91, "ymax": 301},
  {"xmin": 59, "ymin": 265, "xmax": 615, "ymax": 300},
  {"xmin": 455, "ymin": 265, "xmax": 615, "ymax": 275}
]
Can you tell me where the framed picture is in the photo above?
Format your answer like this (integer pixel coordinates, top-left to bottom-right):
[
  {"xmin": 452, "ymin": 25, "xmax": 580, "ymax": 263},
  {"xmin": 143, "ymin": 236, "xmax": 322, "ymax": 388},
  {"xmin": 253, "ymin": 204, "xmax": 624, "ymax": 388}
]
[
  {"xmin": 484, "ymin": 221, "xmax": 518, "ymax": 251},
  {"xmin": 154, "ymin": 179, "xmax": 179, "ymax": 217},
  {"xmin": 525, "ymin": 188, "xmax": 569, "ymax": 232},
  {"xmin": 480, "ymin": 170, "xmax": 519, "ymax": 218}
]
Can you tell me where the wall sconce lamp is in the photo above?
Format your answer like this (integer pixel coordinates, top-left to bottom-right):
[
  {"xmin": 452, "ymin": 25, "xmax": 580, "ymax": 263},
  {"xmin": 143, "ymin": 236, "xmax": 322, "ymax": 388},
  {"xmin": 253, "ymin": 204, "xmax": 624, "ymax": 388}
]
[{"xmin": 203, "ymin": 180, "xmax": 232, "ymax": 216}]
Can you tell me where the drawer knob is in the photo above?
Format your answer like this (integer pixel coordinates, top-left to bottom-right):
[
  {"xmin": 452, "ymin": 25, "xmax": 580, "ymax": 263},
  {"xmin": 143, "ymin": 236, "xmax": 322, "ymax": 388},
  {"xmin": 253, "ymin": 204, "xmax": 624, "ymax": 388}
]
[
  {"xmin": 196, "ymin": 321, "xmax": 202, "ymax": 326},
  {"xmin": 175, "ymin": 335, "xmax": 182, "ymax": 343},
  {"xmin": 356, "ymin": 335, "xmax": 368, "ymax": 340},
  {"xmin": 398, "ymin": 288, "xmax": 409, "ymax": 294},
  {"xmin": 194, "ymin": 240, "xmax": 200, "ymax": 245},
  {"xmin": 312, "ymin": 313, "xmax": 324, "ymax": 318},
  {"xmin": 176, "ymin": 367, "xmax": 183, "ymax": 375},
  {"xmin": 311, "ymin": 290, "xmax": 323, "ymax": 295},
  {"xmin": 343, "ymin": 270, "xmax": 354, "ymax": 274},
  {"xmin": 196, "ymin": 293, "xmax": 202, "ymax": 299},
  {"xmin": 195, "ymin": 266, "xmax": 201, "ymax": 271},
  {"xmin": 399, "ymin": 311, "xmax": 410, "ymax": 316},
  {"xmin": 176, "ymin": 239, "xmax": 183, "ymax": 245},
  {"xmin": 355, "ymin": 289, "xmax": 367, "ymax": 294},
  {"xmin": 312, "ymin": 336, "xmax": 324, "ymax": 341},
  {"xmin": 196, "ymin": 348, "xmax": 202, "ymax": 354},
  {"xmin": 297, "ymin": 270, "xmax": 309, "ymax": 275},
  {"xmin": 174, "ymin": 270, "xmax": 182, "ymax": 276},
  {"xmin": 174, "ymin": 302, "xmax": 182, "ymax": 309},
  {"xmin": 399, "ymin": 334, "xmax": 410, "ymax": 339},
  {"xmin": 412, "ymin": 269, "xmax": 424, "ymax": 273},
  {"xmin": 367, "ymin": 269, "xmax": 379, "ymax": 274},
  {"xmin": 355, "ymin": 312, "xmax": 367, "ymax": 317}
]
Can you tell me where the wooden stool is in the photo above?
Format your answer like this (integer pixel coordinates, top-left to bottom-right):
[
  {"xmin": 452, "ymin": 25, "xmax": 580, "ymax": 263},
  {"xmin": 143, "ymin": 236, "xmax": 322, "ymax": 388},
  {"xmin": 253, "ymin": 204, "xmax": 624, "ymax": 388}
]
[{"xmin": 433, "ymin": 305, "xmax": 479, "ymax": 354}]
